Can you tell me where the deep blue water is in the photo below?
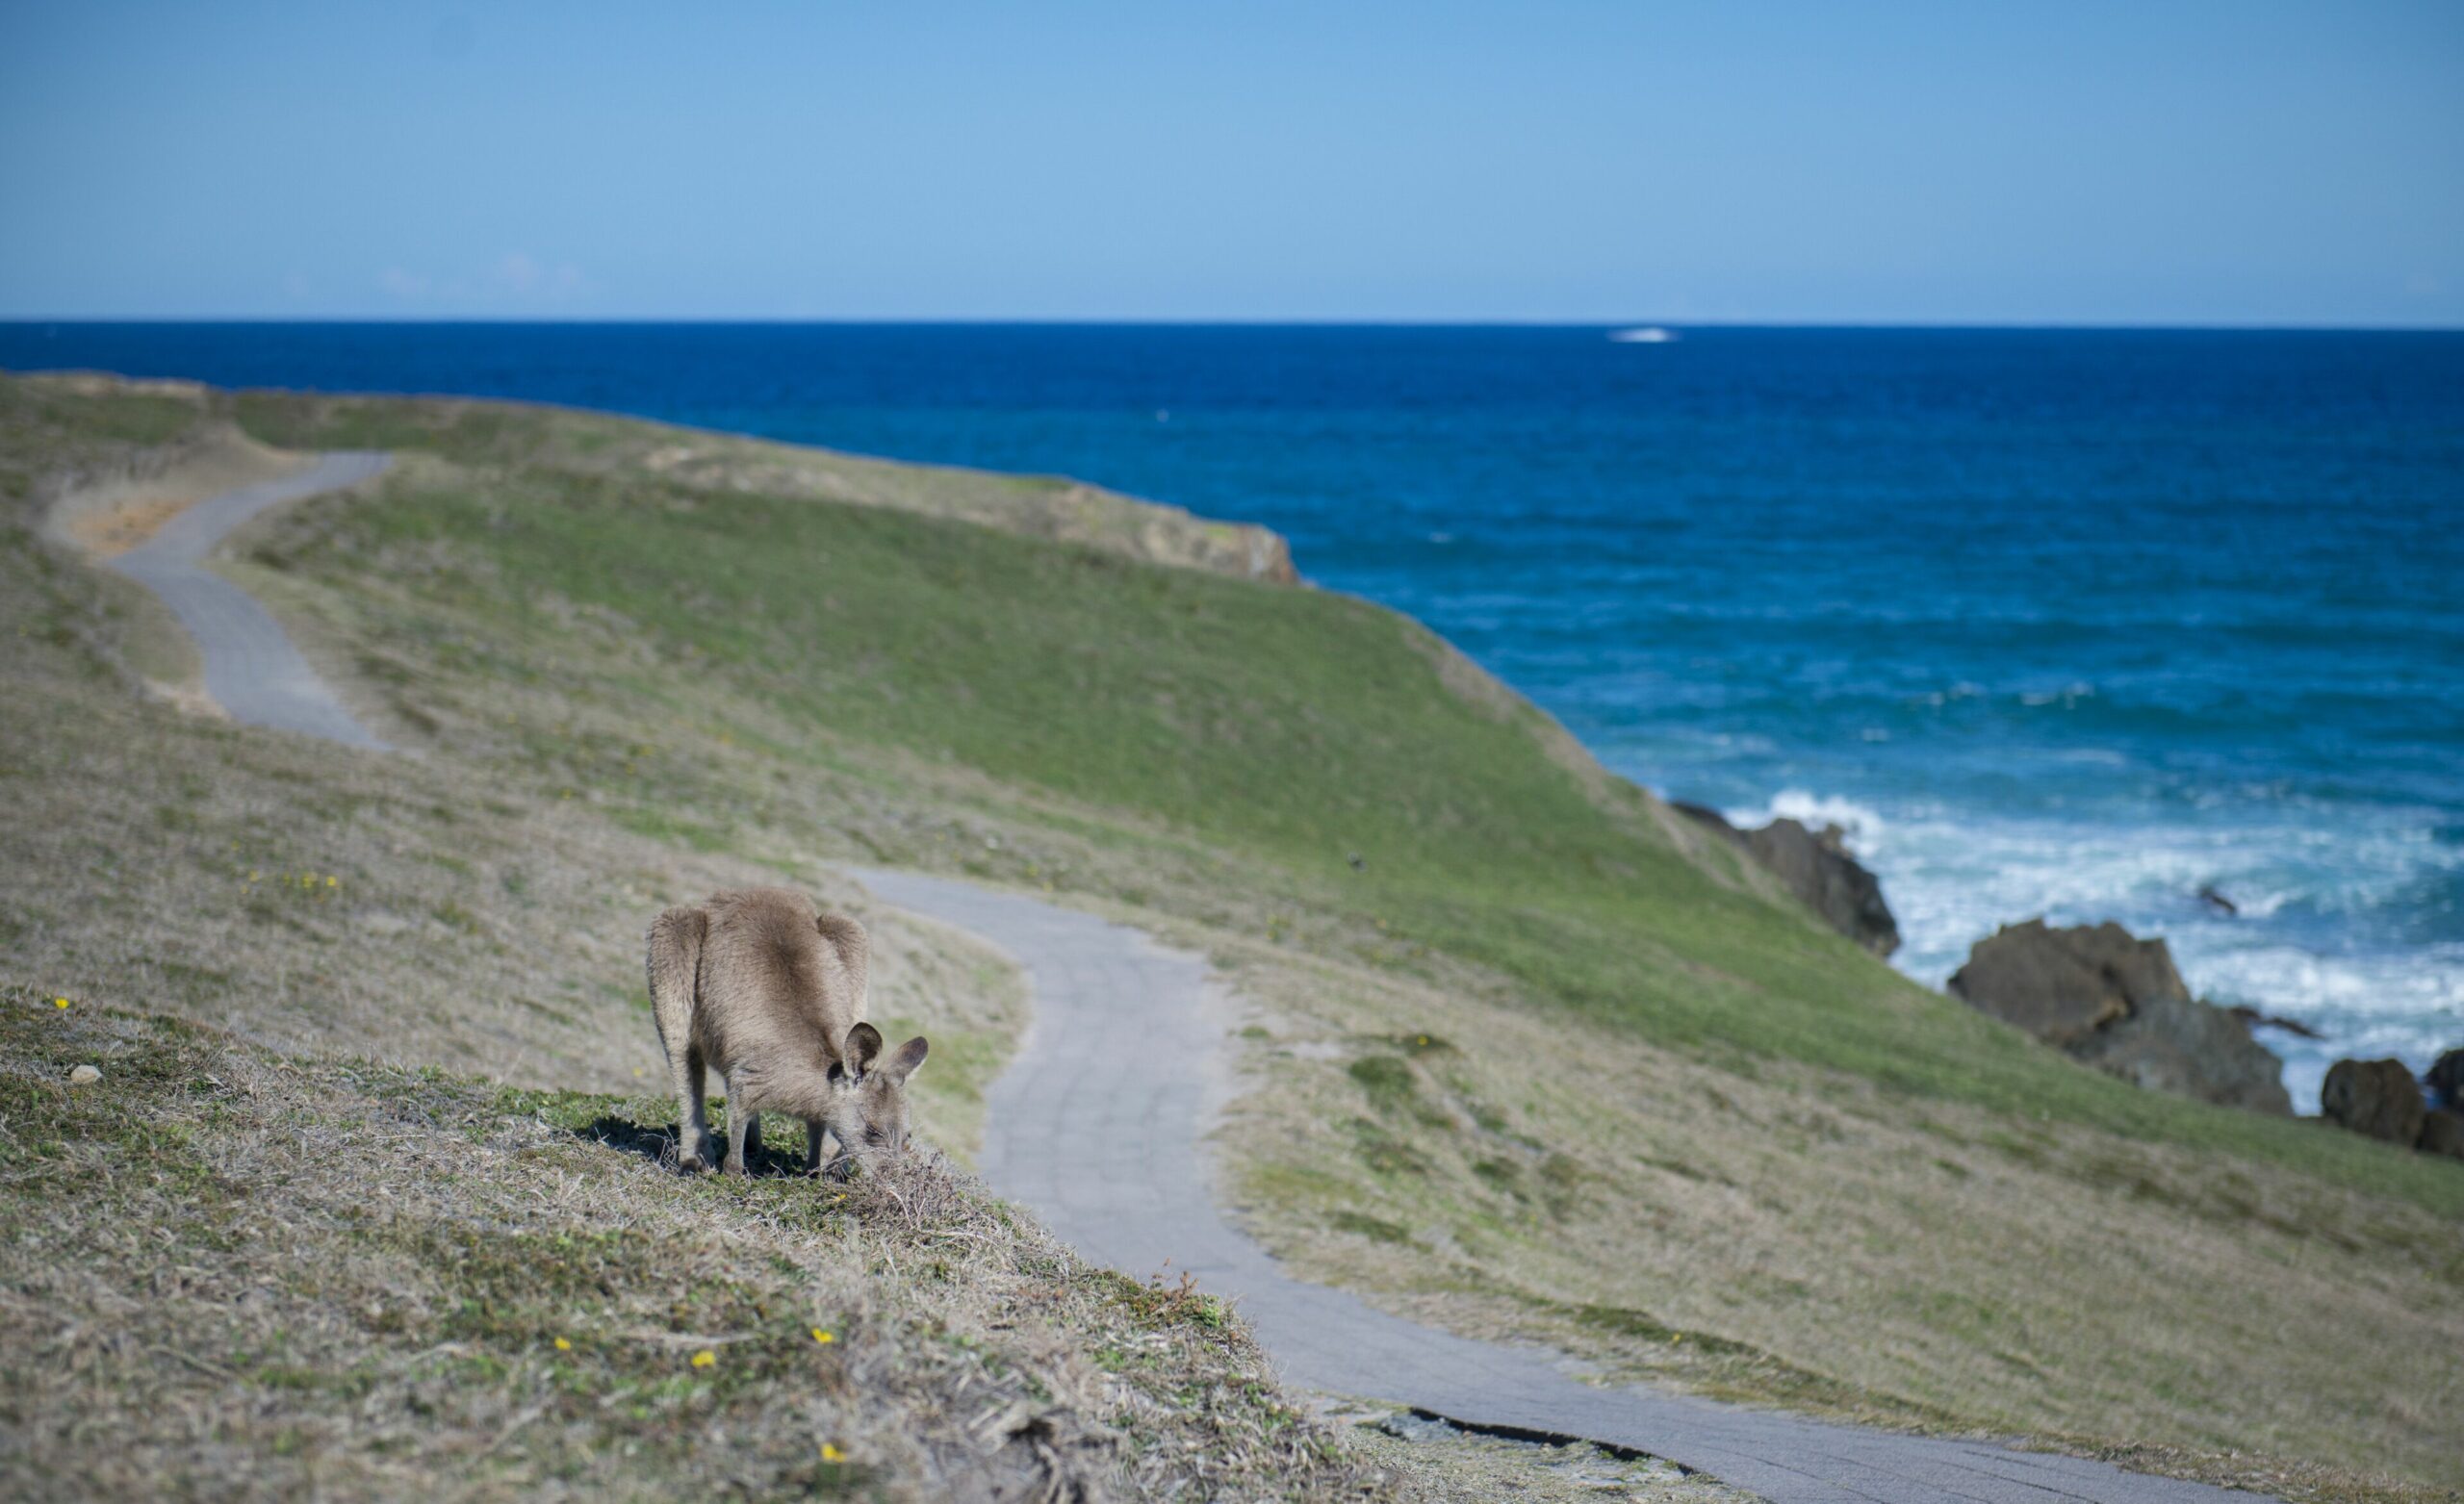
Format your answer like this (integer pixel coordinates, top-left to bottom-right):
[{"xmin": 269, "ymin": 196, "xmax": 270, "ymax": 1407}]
[{"xmin": 9, "ymin": 321, "xmax": 2462, "ymax": 1109}]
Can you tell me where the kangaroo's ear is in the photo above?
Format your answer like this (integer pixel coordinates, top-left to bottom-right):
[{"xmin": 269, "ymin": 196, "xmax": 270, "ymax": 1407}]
[
  {"xmin": 884, "ymin": 1035, "xmax": 929, "ymax": 1085},
  {"xmin": 843, "ymin": 1022, "xmax": 884, "ymax": 1075}
]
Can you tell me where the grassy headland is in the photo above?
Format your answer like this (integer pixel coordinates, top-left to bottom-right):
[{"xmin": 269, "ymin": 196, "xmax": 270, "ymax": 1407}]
[{"xmin": 2, "ymin": 371, "xmax": 2457, "ymax": 1498}]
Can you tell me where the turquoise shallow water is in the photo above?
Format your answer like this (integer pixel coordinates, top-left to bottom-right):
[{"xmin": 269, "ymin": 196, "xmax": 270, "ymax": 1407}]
[{"xmin": 8, "ymin": 322, "xmax": 2459, "ymax": 1109}]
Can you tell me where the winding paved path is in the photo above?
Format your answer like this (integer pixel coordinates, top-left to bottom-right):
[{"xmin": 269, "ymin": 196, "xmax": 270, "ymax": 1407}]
[
  {"xmin": 126, "ymin": 457, "xmax": 2271, "ymax": 1504},
  {"xmin": 109, "ymin": 452, "xmax": 392, "ymax": 749}
]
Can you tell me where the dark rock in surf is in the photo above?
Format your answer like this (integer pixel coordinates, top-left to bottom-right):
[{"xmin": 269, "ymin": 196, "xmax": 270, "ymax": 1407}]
[
  {"xmin": 2226, "ymin": 1004, "xmax": 2323, "ymax": 1040},
  {"xmin": 1947, "ymin": 920, "xmax": 2170, "ymax": 1048},
  {"xmin": 2197, "ymin": 884, "xmax": 2239, "ymax": 916},
  {"xmin": 1673, "ymin": 804, "xmax": 1900, "ymax": 957},
  {"xmin": 2076, "ymin": 994, "xmax": 2296, "ymax": 1116},
  {"xmin": 1947, "ymin": 919, "xmax": 2291, "ymax": 1114},
  {"xmin": 2426, "ymin": 1048, "xmax": 2464, "ymax": 1111},
  {"xmin": 2419, "ymin": 1109, "xmax": 2464, "ymax": 1161},
  {"xmin": 2320, "ymin": 1058, "xmax": 2426, "ymax": 1146}
]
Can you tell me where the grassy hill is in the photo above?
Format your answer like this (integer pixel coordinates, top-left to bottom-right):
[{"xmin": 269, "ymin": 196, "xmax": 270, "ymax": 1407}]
[{"xmin": 3, "ymin": 371, "xmax": 2457, "ymax": 1499}]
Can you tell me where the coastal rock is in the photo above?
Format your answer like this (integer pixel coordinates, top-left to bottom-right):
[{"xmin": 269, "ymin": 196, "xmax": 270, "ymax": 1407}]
[
  {"xmin": 2419, "ymin": 1109, "xmax": 2464, "ymax": 1161},
  {"xmin": 1947, "ymin": 920, "xmax": 2291, "ymax": 1113},
  {"xmin": 1672, "ymin": 804, "xmax": 1899, "ymax": 956},
  {"xmin": 2320, "ymin": 1058, "xmax": 2426, "ymax": 1146},
  {"xmin": 1946, "ymin": 920, "xmax": 2161, "ymax": 1048},
  {"xmin": 2070, "ymin": 994, "xmax": 2295, "ymax": 1115},
  {"xmin": 2426, "ymin": 1048, "xmax": 2464, "ymax": 1111},
  {"xmin": 2225, "ymin": 1005, "xmax": 2322, "ymax": 1040}
]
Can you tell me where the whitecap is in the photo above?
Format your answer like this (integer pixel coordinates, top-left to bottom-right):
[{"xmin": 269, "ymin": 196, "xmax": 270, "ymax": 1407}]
[
  {"xmin": 2055, "ymin": 748, "xmax": 2130, "ymax": 766},
  {"xmin": 1722, "ymin": 788, "xmax": 1888, "ymax": 852}
]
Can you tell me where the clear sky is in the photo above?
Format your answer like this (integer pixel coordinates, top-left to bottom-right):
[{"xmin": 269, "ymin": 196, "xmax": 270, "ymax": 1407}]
[{"xmin": 4, "ymin": 0, "xmax": 2460, "ymax": 324}]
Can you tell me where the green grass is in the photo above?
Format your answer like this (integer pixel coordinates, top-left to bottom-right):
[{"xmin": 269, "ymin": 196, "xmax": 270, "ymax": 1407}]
[
  {"xmin": 0, "ymin": 993, "xmax": 1373, "ymax": 1500},
  {"xmin": 225, "ymin": 397, "xmax": 2463, "ymax": 1215}
]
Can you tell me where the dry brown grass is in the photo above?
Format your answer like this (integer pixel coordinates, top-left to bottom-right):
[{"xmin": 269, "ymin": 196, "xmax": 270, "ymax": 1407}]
[
  {"xmin": 0, "ymin": 996, "xmax": 1383, "ymax": 1501},
  {"xmin": 1181, "ymin": 927, "xmax": 2464, "ymax": 1498},
  {"xmin": 47, "ymin": 421, "xmax": 310, "ymax": 557}
]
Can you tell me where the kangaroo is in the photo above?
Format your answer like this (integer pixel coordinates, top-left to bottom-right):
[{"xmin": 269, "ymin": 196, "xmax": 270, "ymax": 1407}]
[{"xmin": 644, "ymin": 887, "xmax": 928, "ymax": 1176}]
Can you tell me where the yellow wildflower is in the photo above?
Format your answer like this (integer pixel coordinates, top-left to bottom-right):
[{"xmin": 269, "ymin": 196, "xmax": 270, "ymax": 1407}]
[
  {"xmin": 53, "ymin": 997, "xmax": 69, "ymax": 1010},
  {"xmin": 821, "ymin": 1443, "xmax": 846, "ymax": 1464},
  {"xmin": 327, "ymin": 876, "xmax": 339, "ymax": 888},
  {"xmin": 811, "ymin": 1328, "xmax": 834, "ymax": 1344},
  {"xmin": 553, "ymin": 1337, "xmax": 572, "ymax": 1351},
  {"xmin": 690, "ymin": 1349, "xmax": 716, "ymax": 1368}
]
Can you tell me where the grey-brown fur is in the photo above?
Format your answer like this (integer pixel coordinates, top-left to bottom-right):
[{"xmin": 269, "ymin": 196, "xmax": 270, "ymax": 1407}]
[{"xmin": 645, "ymin": 887, "xmax": 928, "ymax": 1175}]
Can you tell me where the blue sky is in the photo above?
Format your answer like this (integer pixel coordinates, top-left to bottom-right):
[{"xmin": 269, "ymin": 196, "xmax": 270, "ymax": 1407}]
[{"xmin": 3, "ymin": 1, "xmax": 2460, "ymax": 324}]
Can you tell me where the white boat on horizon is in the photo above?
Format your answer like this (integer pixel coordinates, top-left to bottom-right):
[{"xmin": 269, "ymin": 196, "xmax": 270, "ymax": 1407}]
[{"xmin": 1608, "ymin": 326, "xmax": 1679, "ymax": 344}]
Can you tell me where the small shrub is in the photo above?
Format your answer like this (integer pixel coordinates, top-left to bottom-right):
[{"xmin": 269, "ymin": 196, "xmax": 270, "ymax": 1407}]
[
  {"xmin": 1328, "ymin": 1210, "xmax": 1413, "ymax": 1245},
  {"xmin": 1348, "ymin": 1055, "xmax": 1415, "ymax": 1110},
  {"xmin": 1346, "ymin": 1118, "xmax": 1429, "ymax": 1177}
]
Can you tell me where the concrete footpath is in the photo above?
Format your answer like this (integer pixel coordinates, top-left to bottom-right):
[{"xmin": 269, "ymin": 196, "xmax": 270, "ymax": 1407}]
[{"xmin": 109, "ymin": 451, "xmax": 392, "ymax": 750}]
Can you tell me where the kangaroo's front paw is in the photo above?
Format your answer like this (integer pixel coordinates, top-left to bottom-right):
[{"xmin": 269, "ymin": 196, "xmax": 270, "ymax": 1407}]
[
  {"xmin": 677, "ymin": 1149, "xmax": 709, "ymax": 1174},
  {"xmin": 721, "ymin": 1153, "xmax": 750, "ymax": 1178}
]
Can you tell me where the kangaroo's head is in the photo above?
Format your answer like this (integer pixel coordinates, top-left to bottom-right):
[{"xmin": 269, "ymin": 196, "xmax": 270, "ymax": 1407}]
[{"xmin": 824, "ymin": 1022, "xmax": 929, "ymax": 1162}]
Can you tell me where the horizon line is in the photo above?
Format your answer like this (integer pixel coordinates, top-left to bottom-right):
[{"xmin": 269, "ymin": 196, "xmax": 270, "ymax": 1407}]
[{"xmin": 8, "ymin": 314, "xmax": 2464, "ymax": 334}]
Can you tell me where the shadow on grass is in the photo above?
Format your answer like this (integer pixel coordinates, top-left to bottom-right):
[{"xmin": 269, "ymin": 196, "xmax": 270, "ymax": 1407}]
[{"xmin": 578, "ymin": 1113, "xmax": 822, "ymax": 1178}]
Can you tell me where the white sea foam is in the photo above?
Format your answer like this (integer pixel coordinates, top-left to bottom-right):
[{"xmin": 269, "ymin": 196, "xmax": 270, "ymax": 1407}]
[
  {"xmin": 2192, "ymin": 944, "xmax": 2464, "ymax": 1110},
  {"xmin": 1723, "ymin": 788, "xmax": 1889, "ymax": 853},
  {"xmin": 2054, "ymin": 748, "xmax": 2130, "ymax": 767},
  {"xmin": 1723, "ymin": 787, "xmax": 2464, "ymax": 1112}
]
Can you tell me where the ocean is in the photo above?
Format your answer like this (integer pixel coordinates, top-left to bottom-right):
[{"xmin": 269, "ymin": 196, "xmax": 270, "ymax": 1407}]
[{"xmin": 7, "ymin": 321, "xmax": 2460, "ymax": 1109}]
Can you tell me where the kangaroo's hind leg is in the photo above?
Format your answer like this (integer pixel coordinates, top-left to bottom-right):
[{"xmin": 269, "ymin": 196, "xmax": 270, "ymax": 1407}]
[
  {"xmin": 678, "ymin": 1046, "xmax": 711, "ymax": 1170},
  {"xmin": 723, "ymin": 1074, "xmax": 761, "ymax": 1177},
  {"xmin": 647, "ymin": 905, "xmax": 714, "ymax": 1172}
]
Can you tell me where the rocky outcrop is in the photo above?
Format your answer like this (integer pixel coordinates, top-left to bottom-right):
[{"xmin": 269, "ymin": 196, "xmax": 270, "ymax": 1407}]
[
  {"xmin": 1947, "ymin": 920, "xmax": 2291, "ymax": 1114},
  {"xmin": 2426, "ymin": 1048, "xmax": 2464, "ymax": 1110},
  {"xmin": 1948, "ymin": 920, "xmax": 2145, "ymax": 1047},
  {"xmin": 2320, "ymin": 1058, "xmax": 2426, "ymax": 1146},
  {"xmin": 1673, "ymin": 805, "xmax": 1899, "ymax": 956},
  {"xmin": 2419, "ymin": 1109, "xmax": 2464, "ymax": 1161},
  {"xmin": 2225, "ymin": 1005, "xmax": 2322, "ymax": 1039},
  {"xmin": 2073, "ymin": 995, "xmax": 2296, "ymax": 1115}
]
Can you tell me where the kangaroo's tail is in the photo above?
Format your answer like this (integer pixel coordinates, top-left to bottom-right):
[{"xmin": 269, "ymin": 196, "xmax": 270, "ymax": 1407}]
[
  {"xmin": 814, "ymin": 912, "xmax": 872, "ymax": 1017},
  {"xmin": 646, "ymin": 905, "xmax": 708, "ymax": 1055}
]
